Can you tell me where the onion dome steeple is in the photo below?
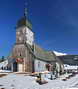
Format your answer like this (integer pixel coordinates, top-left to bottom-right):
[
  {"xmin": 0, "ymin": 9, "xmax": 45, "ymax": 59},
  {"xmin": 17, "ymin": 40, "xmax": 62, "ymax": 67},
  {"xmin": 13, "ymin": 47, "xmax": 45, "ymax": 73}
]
[{"xmin": 16, "ymin": 5, "xmax": 32, "ymax": 30}]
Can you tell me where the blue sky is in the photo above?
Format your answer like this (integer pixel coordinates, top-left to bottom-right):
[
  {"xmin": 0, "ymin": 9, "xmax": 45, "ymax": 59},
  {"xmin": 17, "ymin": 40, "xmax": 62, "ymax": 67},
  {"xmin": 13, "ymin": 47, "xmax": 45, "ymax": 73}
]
[{"xmin": 0, "ymin": 0, "xmax": 78, "ymax": 57}]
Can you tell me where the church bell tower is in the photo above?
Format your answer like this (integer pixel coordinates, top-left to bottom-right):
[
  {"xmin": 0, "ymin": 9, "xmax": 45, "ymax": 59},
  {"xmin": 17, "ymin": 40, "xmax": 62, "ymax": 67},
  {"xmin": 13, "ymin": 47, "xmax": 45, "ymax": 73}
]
[
  {"xmin": 16, "ymin": 8, "xmax": 34, "ymax": 46},
  {"xmin": 12, "ymin": 7, "xmax": 34, "ymax": 72}
]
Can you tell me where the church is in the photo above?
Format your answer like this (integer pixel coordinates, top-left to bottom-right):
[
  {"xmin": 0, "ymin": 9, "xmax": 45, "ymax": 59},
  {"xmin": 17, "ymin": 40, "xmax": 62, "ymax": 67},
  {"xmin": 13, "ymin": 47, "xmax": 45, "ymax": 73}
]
[{"xmin": 8, "ymin": 8, "xmax": 64, "ymax": 74}]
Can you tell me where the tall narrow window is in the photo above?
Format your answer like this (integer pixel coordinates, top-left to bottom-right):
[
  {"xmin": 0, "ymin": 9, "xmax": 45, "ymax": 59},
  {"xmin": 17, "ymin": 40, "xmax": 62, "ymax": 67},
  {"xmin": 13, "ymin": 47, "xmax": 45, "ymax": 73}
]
[{"xmin": 38, "ymin": 61, "xmax": 40, "ymax": 68}]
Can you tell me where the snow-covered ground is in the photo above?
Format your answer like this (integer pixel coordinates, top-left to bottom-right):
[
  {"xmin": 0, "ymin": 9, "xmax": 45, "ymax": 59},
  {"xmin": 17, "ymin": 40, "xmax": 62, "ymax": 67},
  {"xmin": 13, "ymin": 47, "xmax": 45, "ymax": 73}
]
[
  {"xmin": 0, "ymin": 70, "xmax": 12, "ymax": 73},
  {"xmin": 0, "ymin": 73, "xmax": 78, "ymax": 89}
]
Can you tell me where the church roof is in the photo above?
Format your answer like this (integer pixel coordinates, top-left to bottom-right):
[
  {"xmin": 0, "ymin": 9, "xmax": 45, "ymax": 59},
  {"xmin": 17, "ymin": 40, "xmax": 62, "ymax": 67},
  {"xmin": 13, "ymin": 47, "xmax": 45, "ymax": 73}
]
[
  {"xmin": 12, "ymin": 42, "xmax": 62, "ymax": 64},
  {"xmin": 34, "ymin": 44, "xmax": 57, "ymax": 62},
  {"xmin": 16, "ymin": 17, "xmax": 32, "ymax": 29}
]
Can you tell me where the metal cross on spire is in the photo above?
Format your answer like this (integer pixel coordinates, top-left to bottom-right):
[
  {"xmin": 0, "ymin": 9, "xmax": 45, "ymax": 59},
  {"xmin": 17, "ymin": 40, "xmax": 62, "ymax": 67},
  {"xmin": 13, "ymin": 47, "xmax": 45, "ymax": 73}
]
[{"xmin": 24, "ymin": 2, "xmax": 28, "ymax": 18}]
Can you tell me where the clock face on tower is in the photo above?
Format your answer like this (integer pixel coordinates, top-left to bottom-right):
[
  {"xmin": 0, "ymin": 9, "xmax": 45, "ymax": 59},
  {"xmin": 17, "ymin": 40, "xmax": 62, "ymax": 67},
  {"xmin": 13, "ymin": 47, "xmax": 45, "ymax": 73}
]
[
  {"xmin": 16, "ymin": 27, "xmax": 34, "ymax": 45},
  {"xmin": 16, "ymin": 29, "xmax": 24, "ymax": 43},
  {"xmin": 17, "ymin": 31, "xmax": 20, "ymax": 35}
]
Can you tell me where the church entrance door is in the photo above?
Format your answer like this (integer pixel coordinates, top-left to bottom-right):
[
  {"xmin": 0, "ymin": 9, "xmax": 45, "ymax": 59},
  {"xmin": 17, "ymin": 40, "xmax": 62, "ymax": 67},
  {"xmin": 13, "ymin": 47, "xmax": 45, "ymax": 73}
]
[{"xmin": 18, "ymin": 63, "xmax": 23, "ymax": 72}]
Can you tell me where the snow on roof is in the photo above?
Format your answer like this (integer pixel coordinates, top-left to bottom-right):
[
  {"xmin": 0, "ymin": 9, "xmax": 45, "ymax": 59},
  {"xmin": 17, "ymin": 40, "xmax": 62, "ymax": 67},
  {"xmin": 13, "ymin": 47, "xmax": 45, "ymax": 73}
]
[
  {"xmin": 53, "ymin": 51, "xmax": 67, "ymax": 56},
  {"xmin": 64, "ymin": 64, "xmax": 78, "ymax": 70},
  {"xmin": 0, "ymin": 60, "xmax": 8, "ymax": 68}
]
